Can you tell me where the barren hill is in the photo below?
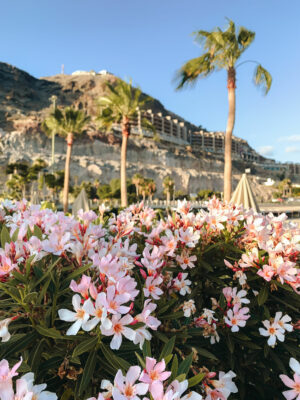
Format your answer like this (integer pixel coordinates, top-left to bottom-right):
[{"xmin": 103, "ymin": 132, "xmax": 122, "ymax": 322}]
[{"xmin": 0, "ymin": 63, "xmax": 278, "ymax": 199}]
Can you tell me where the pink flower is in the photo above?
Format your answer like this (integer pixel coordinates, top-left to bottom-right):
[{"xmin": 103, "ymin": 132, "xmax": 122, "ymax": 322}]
[
  {"xmin": 178, "ymin": 227, "xmax": 200, "ymax": 248},
  {"xmin": 224, "ymin": 305, "xmax": 250, "ymax": 332},
  {"xmin": 257, "ymin": 265, "xmax": 275, "ymax": 282},
  {"xmin": 101, "ymin": 313, "xmax": 136, "ymax": 350},
  {"xmin": 161, "ymin": 230, "xmax": 177, "ymax": 257},
  {"xmin": 0, "ymin": 255, "xmax": 17, "ymax": 277},
  {"xmin": 222, "ymin": 287, "xmax": 249, "ymax": 306},
  {"xmin": 176, "ymin": 251, "xmax": 197, "ymax": 270},
  {"xmin": 106, "ymin": 285, "xmax": 130, "ymax": 315},
  {"xmin": 116, "ymin": 276, "xmax": 139, "ymax": 301},
  {"xmin": 113, "ymin": 367, "xmax": 148, "ymax": 400},
  {"xmin": 135, "ymin": 300, "xmax": 161, "ymax": 331},
  {"xmin": 140, "ymin": 357, "xmax": 171, "ymax": 393},
  {"xmin": 280, "ymin": 359, "xmax": 300, "ymax": 400},
  {"xmin": 70, "ymin": 275, "xmax": 91, "ymax": 299},
  {"xmin": 0, "ymin": 357, "xmax": 22, "ymax": 400},
  {"xmin": 42, "ymin": 232, "xmax": 71, "ymax": 255},
  {"xmin": 144, "ymin": 276, "xmax": 163, "ymax": 300}
]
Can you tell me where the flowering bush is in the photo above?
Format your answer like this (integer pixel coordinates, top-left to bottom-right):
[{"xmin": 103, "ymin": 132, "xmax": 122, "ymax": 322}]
[{"xmin": 0, "ymin": 198, "xmax": 298, "ymax": 399}]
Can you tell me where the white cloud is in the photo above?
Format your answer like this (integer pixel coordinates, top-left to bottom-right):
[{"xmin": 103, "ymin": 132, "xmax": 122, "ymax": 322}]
[
  {"xmin": 278, "ymin": 135, "xmax": 300, "ymax": 143},
  {"xmin": 258, "ymin": 145, "xmax": 274, "ymax": 156},
  {"xmin": 285, "ymin": 146, "xmax": 300, "ymax": 153}
]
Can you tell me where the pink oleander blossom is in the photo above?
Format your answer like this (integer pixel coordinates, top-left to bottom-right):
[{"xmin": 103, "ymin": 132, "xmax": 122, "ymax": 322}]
[{"xmin": 113, "ymin": 367, "xmax": 148, "ymax": 400}]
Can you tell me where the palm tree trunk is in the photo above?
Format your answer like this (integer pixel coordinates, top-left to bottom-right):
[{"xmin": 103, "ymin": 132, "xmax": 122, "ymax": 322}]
[
  {"xmin": 63, "ymin": 133, "xmax": 73, "ymax": 213},
  {"xmin": 166, "ymin": 191, "xmax": 170, "ymax": 203},
  {"xmin": 224, "ymin": 67, "xmax": 236, "ymax": 202},
  {"xmin": 121, "ymin": 117, "xmax": 130, "ymax": 207}
]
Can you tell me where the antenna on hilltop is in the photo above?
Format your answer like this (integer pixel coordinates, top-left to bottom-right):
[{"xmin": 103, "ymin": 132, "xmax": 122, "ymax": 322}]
[{"xmin": 61, "ymin": 64, "xmax": 64, "ymax": 74}]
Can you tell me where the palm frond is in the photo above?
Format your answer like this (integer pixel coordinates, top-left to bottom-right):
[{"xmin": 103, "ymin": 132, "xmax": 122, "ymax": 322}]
[
  {"xmin": 175, "ymin": 54, "xmax": 215, "ymax": 89},
  {"xmin": 254, "ymin": 64, "xmax": 272, "ymax": 95},
  {"xmin": 97, "ymin": 80, "xmax": 154, "ymax": 135},
  {"xmin": 237, "ymin": 27, "xmax": 255, "ymax": 49}
]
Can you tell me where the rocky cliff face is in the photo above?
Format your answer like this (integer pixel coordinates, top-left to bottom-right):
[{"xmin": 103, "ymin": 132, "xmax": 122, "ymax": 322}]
[{"xmin": 0, "ymin": 62, "xmax": 278, "ymax": 199}]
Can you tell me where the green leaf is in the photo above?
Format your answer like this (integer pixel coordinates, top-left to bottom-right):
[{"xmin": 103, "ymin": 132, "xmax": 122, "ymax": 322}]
[
  {"xmin": 100, "ymin": 343, "xmax": 130, "ymax": 372},
  {"xmin": 196, "ymin": 347, "xmax": 218, "ymax": 361},
  {"xmin": 142, "ymin": 340, "xmax": 151, "ymax": 358},
  {"xmin": 78, "ymin": 350, "xmax": 97, "ymax": 396},
  {"xmin": 63, "ymin": 263, "xmax": 92, "ymax": 283},
  {"xmin": 257, "ymin": 286, "xmax": 269, "ymax": 306},
  {"xmin": 1, "ymin": 332, "xmax": 37, "ymax": 358},
  {"xmin": 11, "ymin": 228, "xmax": 19, "ymax": 242},
  {"xmin": 188, "ymin": 372, "xmax": 206, "ymax": 388},
  {"xmin": 33, "ymin": 225, "xmax": 43, "ymax": 240},
  {"xmin": 72, "ymin": 336, "xmax": 98, "ymax": 358},
  {"xmin": 159, "ymin": 336, "xmax": 176, "ymax": 361},
  {"xmin": 11, "ymin": 270, "xmax": 27, "ymax": 283},
  {"xmin": 23, "ymin": 292, "xmax": 38, "ymax": 303},
  {"xmin": 135, "ymin": 352, "xmax": 146, "ymax": 368},
  {"xmin": 175, "ymin": 373, "xmax": 186, "ymax": 382},
  {"xmin": 160, "ymin": 311, "xmax": 184, "ymax": 320},
  {"xmin": 30, "ymin": 338, "xmax": 45, "ymax": 372},
  {"xmin": 35, "ymin": 325, "xmax": 63, "ymax": 339},
  {"xmin": 178, "ymin": 353, "xmax": 193, "ymax": 375},
  {"xmin": 33, "ymin": 257, "xmax": 61, "ymax": 287},
  {"xmin": 225, "ymin": 334, "xmax": 235, "ymax": 354},
  {"xmin": 61, "ymin": 388, "xmax": 73, "ymax": 400},
  {"xmin": 1, "ymin": 225, "xmax": 11, "ymax": 247},
  {"xmin": 169, "ymin": 354, "xmax": 178, "ymax": 382}
]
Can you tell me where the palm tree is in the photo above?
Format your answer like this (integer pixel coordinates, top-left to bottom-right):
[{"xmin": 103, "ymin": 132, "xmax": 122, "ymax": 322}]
[
  {"xmin": 132, "ymin": 173, "xmax": 145, "ymax": 200},
  {"xmin": 176, "ymin": 19, "xmax": 272, "ymax": 202},
  {"xmin": 147, "ymin": 179, "xmax": 156, "ymax": 202},
  {"xmin": 42, "ymin": 107, "xmax": 90, "ymax": 213},
  {"xmin": 97, "ymin": 80, "xmax": 154, "ymax": 207},
  {"xmin": 163, "ymin": 176, "xmax": 174, "ymax": 203}
]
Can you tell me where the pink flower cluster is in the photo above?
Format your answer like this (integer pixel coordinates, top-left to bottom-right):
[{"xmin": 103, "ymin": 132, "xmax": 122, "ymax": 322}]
[
  {"xmin": 87, "ymin": 357, "xmax": 238, "ymax": 400},
  {"xmin": 0, "ymin": 358, "xmax": 57, "ymax": 400},
  {"xmin": 225, "ymin": 212, "xmax": 300, "ymax": 292},
  {"xmin": 280, "ymin": 358, "xmax": 300, "ymax": 400}
]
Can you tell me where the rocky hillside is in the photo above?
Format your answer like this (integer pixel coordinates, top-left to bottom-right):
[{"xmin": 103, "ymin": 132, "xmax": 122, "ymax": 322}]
[{"xmin": 0, "ymin": 62, "xmax": 277, "ymax": 199}]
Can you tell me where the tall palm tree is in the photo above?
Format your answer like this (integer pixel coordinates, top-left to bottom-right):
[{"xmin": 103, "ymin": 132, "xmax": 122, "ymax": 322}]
[
  {"xmin": 132, "ymin": 173, "xmax": 145, "ymax": 200},
  {"xmin": 97, "ymin": 80, "xmax": 154, "ymax": 207},
  {"xmin": 42, "ymin": 107, "xmax": 90, "ymax": 213},
  {"xmin": 163, "ymin": 176, "xmax": 174, "ymax": 203},
  {"xmin": 176, "ymin": 19, "xmax": 272, "ymax": 202}
]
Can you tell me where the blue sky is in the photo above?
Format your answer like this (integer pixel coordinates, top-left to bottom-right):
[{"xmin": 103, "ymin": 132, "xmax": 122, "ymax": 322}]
[{"xmin": 1, "ymin": 0, "xmax": 300, "ymax": 163}]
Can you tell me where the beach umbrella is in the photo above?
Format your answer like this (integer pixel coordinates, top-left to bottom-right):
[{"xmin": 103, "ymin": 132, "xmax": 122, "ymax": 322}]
[
  {"xmin": 231, "ymin": 173, "xmax": 260, "ymax": 212},
  {"xmin": 72, "ymin": 188, "xmax": 90, "ymax": 215}
]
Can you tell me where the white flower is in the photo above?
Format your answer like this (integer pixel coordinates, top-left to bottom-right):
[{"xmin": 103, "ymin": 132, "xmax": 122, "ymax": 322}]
[
  {"xmin": 82, "ymin": 295, "xmax": 112, "ymax": 332},
  {"xmin": 58, "ymin": 294, "xmax": 90, "ymax": 335},
  {"xmin": 259, "ymin": 320, "xmax": 285, "ymax": 346},
  {"xmin": 290, "ymin": 358, "xmax": 300, "ymax": 375},
  {"xmin": 173, "ymin": 273, "xmax": 191, "ymax": 296},
  {"xmin": 211, "ymin": 370, "xmax": 238, "ymax": 398},
  {"xmin": 21, "ymin": 372, "xmax": 57, "ymax": 399},
  {"xmin": 202, "ymin": 309, "xmax": 216, "ymax": 324},
  {"xmin": 274, "ymin": 312, "xmax": 293, "ymax": 333},
  {"xmin": 183, "ymin": 300, "xmax": 196, "ymax": 317},
  {"xmin": 0, "ymin": 318, "xmax": 13, "ymax": 342}
]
